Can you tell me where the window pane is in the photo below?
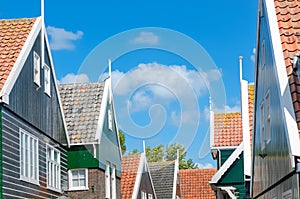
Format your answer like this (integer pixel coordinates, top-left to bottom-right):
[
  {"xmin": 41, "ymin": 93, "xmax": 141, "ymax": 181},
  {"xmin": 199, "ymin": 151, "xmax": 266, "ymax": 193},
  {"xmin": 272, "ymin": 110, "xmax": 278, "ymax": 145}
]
[
  {"xmin": 79, "ymin": 179, "xmax": 85, "ymax": 187},
  {"xmin": 73, "ymin": 179, "xmax": 79, "ymax": 187},
  {"xmin": 79, "ymin": 170, "xmax": 85, "ymax": 178},
  {"xmin": 54, "ymin": 151, "xmax": 58, "ymax": 162}
]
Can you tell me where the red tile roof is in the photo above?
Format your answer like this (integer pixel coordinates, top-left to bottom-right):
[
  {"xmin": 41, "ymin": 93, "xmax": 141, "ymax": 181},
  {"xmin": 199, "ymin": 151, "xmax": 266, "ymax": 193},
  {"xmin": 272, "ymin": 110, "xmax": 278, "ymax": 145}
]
[
  {"xmin": 274, "ymin": 0, "xmax": 300, "ymax": 132},
  {"xmin": 179, "ymin": 168, "xmax": 217, "ymax": 199},
  {"xmin": 213, "ymin": 84, "xmax": 254, "ymax": 147},
  {"xmin": 121, "ymin": 154, "xmax": 141, "ymax": 199},
  {"xmin": 0, "ymin": 18, "xmax": 36, "ymax": 91},
  {"xmin": 213, "ymin": 112, "xmax": 242, "ymax": 147}
]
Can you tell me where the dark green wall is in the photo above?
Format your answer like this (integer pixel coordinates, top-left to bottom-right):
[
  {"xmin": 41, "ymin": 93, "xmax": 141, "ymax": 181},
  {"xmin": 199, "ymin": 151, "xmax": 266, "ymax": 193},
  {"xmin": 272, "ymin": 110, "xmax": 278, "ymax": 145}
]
[{"xmin": 68, "ymin": 145, "xmax": 99, "ymax": 169}]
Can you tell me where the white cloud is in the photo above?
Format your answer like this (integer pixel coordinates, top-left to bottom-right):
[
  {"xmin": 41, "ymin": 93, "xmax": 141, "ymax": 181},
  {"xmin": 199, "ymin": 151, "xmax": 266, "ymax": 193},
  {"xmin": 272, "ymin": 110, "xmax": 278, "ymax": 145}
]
[
  {"xmin": 58, "ymin": 73, "xmax": 89, "ymax": 84},
  {"xmin": 250, "ymin": 48, "xmax": 256, "ymax": 63},
  {"xmin": 170, "ymin": 110, "xmax": 200, "ymax": 126},
  {"xmin": 132, "ymin": 31, "xmax": 159, "ymax": 45},
  {"xmin": 213, "ymin": 104, "xmax": 241, "ymax": 113},
  {"xmin": 47, "ymin": 26, "xmax": 83, "ymax": 50},
  {"xmin": 196, "ymin": 162, "xmax": 214, "ymax": 168}
]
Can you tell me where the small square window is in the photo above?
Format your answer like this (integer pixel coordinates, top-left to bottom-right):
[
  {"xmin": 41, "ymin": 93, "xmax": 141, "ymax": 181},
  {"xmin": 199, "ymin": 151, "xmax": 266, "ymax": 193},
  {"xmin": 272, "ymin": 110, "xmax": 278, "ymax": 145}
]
[
  {"xmin": 44, "ymin": 64, "xmax": 51, "ymax": 96},
  {"xmin": 33, "ymin": 52, "xmax": 40, "ymax": 86},
  {"xmin": 69, "ymin": 169, "xmax": 88, "ymax": 191}
]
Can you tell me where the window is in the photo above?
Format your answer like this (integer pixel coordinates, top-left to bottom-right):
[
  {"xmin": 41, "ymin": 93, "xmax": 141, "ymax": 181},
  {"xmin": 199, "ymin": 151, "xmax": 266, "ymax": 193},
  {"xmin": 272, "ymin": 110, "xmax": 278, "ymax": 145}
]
[
  {"xmin": 44, "ymin": 64, "xmax": 50, "ymax": 96},
  {"xmin": 111, "ymin": 164, "xmax": 116, "ymax": 199},
  {"xmin": 108, "ymin": 109, "xmax": 113, "ymax": 131},
  {"xmin": 47, "ymin": 145, "xmax": 60, "ymax": 191},
  {"xmin": 20, "ymin": 129, "xmax": 39, "ymax": 184},
  {"xmin": 33, "ymin": 51, "xmax": 40, "ymax": 86},
  {"xmin": 260, "ymin": 102, "xmax": 265, "ymax": 150},
  {"xmin": 265, "ymin": 92, "xmax": 271, "ymax": 143},
  {"xmin": 105, "ymin": 161, "xmax": 111, "ymax": 198},
  {"xmin": 69, "ymin": 169, "xmax": 88, "ymax": 190},
  {"xmin": 141, "ymin": 191, "xmax": 147, "ymax": 199},
  {"xmin": 148, "ymin": 193, "xmax": 153, "ymax": 199}
]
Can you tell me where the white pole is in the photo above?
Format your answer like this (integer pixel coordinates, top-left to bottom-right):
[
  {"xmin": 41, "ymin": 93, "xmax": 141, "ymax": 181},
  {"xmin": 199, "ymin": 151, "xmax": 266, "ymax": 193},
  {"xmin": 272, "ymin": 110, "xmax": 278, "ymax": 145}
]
[{"xmin": 41, "ymin": 0, "xmax": 45, "ymax": 66}]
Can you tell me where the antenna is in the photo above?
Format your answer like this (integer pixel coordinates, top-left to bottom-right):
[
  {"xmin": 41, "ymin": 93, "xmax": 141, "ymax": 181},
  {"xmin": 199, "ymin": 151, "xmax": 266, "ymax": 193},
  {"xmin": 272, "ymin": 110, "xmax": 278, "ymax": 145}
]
[
  {"xmin": 41, "ymin": 0, "xmax": 45, "ymax": 67},
  {"xmin": 239, "ymin": 56, "xmax": 243, "ymax": 82}
]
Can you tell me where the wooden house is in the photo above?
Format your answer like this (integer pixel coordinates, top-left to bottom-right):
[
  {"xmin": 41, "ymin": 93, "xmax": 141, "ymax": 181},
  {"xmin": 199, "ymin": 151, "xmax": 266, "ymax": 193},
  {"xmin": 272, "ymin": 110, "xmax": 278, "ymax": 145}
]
[
  {"xmin": 59, "ymin": 80, "xmax": 122, "ymax": 199},
  {"xmin": 251, "ymin": 0, "xmax": 300, "ymax": 198},
  {"xmin": 0, "ymin": 17, "xmax": 70, "ymax": 198},
  {"xmin": 209, "ymin": 62, "xmax": 254, "ymax": 199},
  {"xmin": 148, "ymin": 160, "xmax": 181, "ymax": 199},
  {"xmin": 121, "ymin": 153, "xmax": 156, "ymax": 199}
]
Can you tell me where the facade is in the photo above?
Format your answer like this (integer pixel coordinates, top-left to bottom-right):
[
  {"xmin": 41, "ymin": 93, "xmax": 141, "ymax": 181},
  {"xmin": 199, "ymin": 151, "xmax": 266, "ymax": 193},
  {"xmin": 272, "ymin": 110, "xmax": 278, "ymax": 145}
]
[
  {"xmin": 59, "ymin": 81, "xmax": 122, "ymax": 199},
  {"xmin": 149, "ymin": 160, "xmax": 181, "ymax": 199},
  {"xmin": 0, "ymin": 17, "xmax": 70, "ymax": 198},
  {"xmin": 179, "ymin": 168, "xmax": 216, "ymax": 199},
  {"xmin": 121, "ymin": 154, "xmax": 156, "ymax": 199},
  {"xmin": 209, "ymin": 67, "xmax": 254, "ymax": 199},
  {"xmin": 251, "ymin": 0, "xmax": 300, "ymax": 198}
]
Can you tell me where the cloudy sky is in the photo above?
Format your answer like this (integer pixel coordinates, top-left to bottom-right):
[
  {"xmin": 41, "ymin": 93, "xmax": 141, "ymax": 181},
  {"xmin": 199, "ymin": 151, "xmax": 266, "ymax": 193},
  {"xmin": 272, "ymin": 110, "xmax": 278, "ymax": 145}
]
[{"xmin": 0, "ymin": 0, "xmax": 257, "ymax": 167}]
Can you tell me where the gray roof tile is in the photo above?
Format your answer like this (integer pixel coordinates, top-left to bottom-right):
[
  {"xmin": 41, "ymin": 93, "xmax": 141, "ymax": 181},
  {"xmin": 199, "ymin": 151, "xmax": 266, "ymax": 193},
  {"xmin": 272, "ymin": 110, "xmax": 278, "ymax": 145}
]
[
  {"xmin": 149, "ymin": 161, "xmax": 176, "ymax": 199},
  {"xmin": 59, "ymin": 82, "xmax": 105, "ymax": 144}
]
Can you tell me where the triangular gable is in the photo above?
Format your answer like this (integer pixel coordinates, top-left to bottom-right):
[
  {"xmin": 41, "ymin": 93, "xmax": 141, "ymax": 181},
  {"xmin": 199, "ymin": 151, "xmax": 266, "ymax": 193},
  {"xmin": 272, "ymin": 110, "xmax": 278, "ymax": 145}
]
[
  {"xmin": 210, "ymin": 142, "xmax": 244, "ymax": 184},
  {"xmin": 255, "ymin": 0, "xmax": 300, "ymax": 156},
  {"xmin": 0, "ymin": 16, "xmax": 70, "ymax": 146}
]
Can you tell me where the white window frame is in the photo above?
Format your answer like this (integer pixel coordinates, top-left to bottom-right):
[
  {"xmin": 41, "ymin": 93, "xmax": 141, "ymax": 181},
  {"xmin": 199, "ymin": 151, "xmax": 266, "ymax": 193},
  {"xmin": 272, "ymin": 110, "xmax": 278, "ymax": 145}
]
[
  {"xmin": 148, "ymin": 193, "xmax": 153, "ymax": 199},
  {"xmin": 46, "ymin": 145, "xmax": 61, "ymax": 192},
  {"xmin": 44, "ymin": 64, "xmax": 51, "ymax": 96},
  {"xmin": 260, "ymin": 102, "xmax": 265, "ymax": 150},
  {"xmin": 141, "ymin": 191, "xmax": 147, "ymax": 199},
  {"xmin": 105, "ymin": 161, "xmax": 111, "ymax": 198},
  {"xmin": 111, "ymin": 164, "xmax": 116, "ymax": 199},
  {"xmin": 108, "ymin": 109, "xmax": 113, "ymax": 131},
  {"xmin": 19, "ymin": 129, "xmax": 39, "ymax": 185},
  {"xmin": 68, "ymin": 169, "xmax": 88, "ymax": 191},
  {"xmin": 33, "ymin": 51, "xmax": 40, "ymax": 86},
  {"xmin": 265, "ymin": 91, "xmax": 271, "ymax": 144}
]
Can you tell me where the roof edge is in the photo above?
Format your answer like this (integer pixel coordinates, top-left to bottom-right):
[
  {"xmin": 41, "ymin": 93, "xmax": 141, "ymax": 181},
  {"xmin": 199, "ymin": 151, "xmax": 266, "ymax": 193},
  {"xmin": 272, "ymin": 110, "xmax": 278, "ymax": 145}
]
[{"xmin": 210, "ymin": 142, "xmax": 244, "ymax": 184}]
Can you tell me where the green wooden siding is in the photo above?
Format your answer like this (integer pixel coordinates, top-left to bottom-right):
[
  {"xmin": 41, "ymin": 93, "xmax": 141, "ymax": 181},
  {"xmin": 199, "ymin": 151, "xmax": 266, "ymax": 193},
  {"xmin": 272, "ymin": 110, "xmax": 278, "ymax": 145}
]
[
  {"xmin": 68, "ymin": 145, "xmax": 99, "ymax": 169},
  {"xmin": 219, "ymin": 151, "xmax": 247, "ymax": 198},
  {"xmin": 220, "ymin": 149, "xmax": 235, "ymax": 166}
]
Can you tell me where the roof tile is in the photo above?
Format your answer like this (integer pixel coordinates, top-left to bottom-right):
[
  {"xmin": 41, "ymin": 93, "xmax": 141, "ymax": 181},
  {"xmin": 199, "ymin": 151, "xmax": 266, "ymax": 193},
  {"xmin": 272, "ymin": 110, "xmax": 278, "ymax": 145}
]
[
  {"xmin": 58, "ymin": 82, "xmax": 105, "ymax": 144},
  {"xmin": 0, "ymin": 18, "xmax": 36, "ymax": 91},
  {"xmin": 121, "ymin": 154, "xmax": 141, "ymax": 199},
  {"xmin": 179, "ymin": 168, "xmax": 216, "ymax": 199},
  {"xmin": 275, "ymin": 0, "xmax": 300, "ymax": 135}
]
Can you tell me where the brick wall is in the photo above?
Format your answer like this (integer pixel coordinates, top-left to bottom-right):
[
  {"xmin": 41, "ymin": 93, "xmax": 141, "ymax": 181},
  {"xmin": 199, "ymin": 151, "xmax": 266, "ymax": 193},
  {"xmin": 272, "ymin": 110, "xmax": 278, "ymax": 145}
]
[{"xmin": 68, "ymin": 168, "xmax": 121, "ymax": 199}]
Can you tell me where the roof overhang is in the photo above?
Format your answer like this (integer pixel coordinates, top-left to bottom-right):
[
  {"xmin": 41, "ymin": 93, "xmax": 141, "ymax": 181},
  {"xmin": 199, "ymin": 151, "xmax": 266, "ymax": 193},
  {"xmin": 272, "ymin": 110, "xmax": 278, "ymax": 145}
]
[{"xmin": 210, "ymin": 142, "xmax": 244, "ymax": 184}]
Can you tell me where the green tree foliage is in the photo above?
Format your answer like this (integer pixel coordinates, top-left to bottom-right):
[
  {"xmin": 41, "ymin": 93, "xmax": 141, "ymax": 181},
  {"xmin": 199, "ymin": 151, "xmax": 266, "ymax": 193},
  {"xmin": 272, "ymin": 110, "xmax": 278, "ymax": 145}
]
[
  {"xmin": 130, "ymin": 149, "xmax": 141, "ymax": 155},
  {"xmin": 118, "ymin": 130, "xmax": 126, "ymax": 155},
  {"xmin": 166, "ymin": 143, "xmax": 198, "ymax": 169},
  {"xmin": 146, "ymin": 145, "xmax": 164, "ymax": 162}
]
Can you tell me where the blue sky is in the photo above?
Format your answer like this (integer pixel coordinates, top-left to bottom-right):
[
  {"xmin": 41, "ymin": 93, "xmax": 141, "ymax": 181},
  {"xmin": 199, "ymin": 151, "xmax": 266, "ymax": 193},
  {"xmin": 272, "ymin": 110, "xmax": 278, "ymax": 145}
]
[{"xmin": 1, "ymin": 0, "xmax": 258, "ymax": 168}]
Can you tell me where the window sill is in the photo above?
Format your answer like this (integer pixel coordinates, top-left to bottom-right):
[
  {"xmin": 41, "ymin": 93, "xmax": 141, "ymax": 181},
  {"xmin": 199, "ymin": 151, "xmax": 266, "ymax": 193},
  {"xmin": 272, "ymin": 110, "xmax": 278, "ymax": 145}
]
[
  {"xmin": 20, "ymin": 176, "xmax": 40, "ymax": 186},
  {"xmin": 47, "ymin": 186, "xmax": 62, "ymax": 193},
  {"xmin": 68, "ymin": 187, "xmax": 89, "ymax": 191}
]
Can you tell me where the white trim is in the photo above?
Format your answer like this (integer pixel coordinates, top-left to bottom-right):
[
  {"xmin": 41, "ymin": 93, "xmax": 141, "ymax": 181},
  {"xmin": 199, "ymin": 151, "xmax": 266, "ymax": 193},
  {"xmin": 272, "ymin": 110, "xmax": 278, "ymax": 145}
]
[
  {"xmin": 111, "ymin": 96, "xmax": 123, "ymax": 159},
  {"xmin": 211, "ymin": 146, "xmax": 238, "ymax": 150},
  {"xmin": 265, "ymin": 0, "xmax": 300, "ymax": 156},
  {"xmin": 132, "ymin": 154, "xmax": 145, "ymax": 199},
  {"xmin": 219, "ymin": 186, "xmax": 237, "ymax": 199},
  {"xmin": 105, "ymin": 161, "xmax": 111, "ymax": 198},
  {"xmin": 210, "ymin": 98, "xmax": 214, "ymax": 148},
  {"xmin": 172, "ymin": 158, "xmax": 179, "ymax": 199},
  {"xmin": 241, "ymin": 80, "xmax": 251, "ymax": 177},
  {"xmin": 111, "ymin": 164, "xmax": 116, "ymax": 199},
  {"xmin": 43, "ymin": 25, "xmax": 70, "ymax": 147},
  {"xmin": 68, "ymin": 169, "xmax": 89, "ymax": 191},
  {"xmin": 43, "ymin": 64, "xmax": 51, "ymax": 97},
  {"xmin": 0, "ymin": 17, "xmax": 42, "ymax": 103},
  {"xmin": 210, "ymin": 142, "xmax": 244, "ymax": 184},
  {"xmin": 69, "ymin": 142, "xmax": 98, "ymax": 146},
  {"xmin": 95, "ymin": 80, "xmax": 109, "ymax": 141}
]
